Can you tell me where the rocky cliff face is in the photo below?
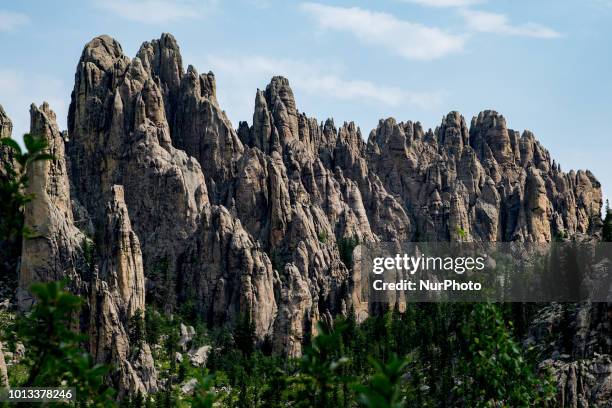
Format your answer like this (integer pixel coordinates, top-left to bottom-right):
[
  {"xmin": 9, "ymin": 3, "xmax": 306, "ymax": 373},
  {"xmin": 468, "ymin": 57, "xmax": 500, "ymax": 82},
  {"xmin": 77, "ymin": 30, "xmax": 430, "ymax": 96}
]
[
  {"xmin": 528, "ymin": 303, "xmax": 612, "ymax": 407},
  {"xmin": 18, "ymin": 103, "xmax": 86, "ymax": 310},
  {"xmin": 5, "ymin": 33, "xmax": 605, "ymax": 400},
  {"xmin": 0, "ymin": 105, "xmax": 13, "ymax": 177},
  {"xmin": 67, "ymin": 36, "xmax": 208, "ymax": 309},
  {"xmin": 15, "ymin": 103, "xmax": 157, "ymax": 394},
  {"xmin": 0, "ymin": 106, "xmax": 10, "ymax": 139},
  {"xmin": 88, "ymin": 185, "xmax": 157, "ymax": 396},
  {"xmin": 0, "ymin": 341, "xmax": 7, "ymax": 389},
  {"xmin": 0, "ymin": 105, "xmax": 19, "ymax": 292},
  {"xmin": 367, "ymin": 111, "xmax": 601, "ymax": 242}
]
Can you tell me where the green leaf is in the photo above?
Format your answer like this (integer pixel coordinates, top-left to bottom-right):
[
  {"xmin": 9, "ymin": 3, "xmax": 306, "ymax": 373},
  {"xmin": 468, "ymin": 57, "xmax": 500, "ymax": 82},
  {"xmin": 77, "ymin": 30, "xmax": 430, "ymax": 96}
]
[
  {"xmin": 33, "ymin": 153, "xmax": 54, "ymax": 162},
  {"xmin": 23, "ymin": 133, "xmax": 35, "ymax": 152},
  {"xmin": 0, "ymin": 137, "xmax": 22, "ymax": 155},
  {"xmin": 23, "ymin": 133, "xmax": 48, "ymax": 155}
]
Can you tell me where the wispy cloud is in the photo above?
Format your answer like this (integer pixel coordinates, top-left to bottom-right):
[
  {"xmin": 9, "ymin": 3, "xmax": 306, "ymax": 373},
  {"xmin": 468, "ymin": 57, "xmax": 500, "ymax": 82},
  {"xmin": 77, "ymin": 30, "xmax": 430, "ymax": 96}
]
[
  {"xmin": 300, "ymin": 2, "xmax": 465, "ymax": 60},
  {"xmin": 403, "ymin": 0, "xmax": 483, "ymax": 8},
  {"xmin": 95, "ymin": 0, "xmax": 214, "ymax": 24},
  {"xmin": 0, "ymin": 10, "xmax": 30, "ymax": 32},
  {"xmin": 197, "ymin": 54, "xmax": 445, "ymax": 125},
  {"xmin": 0, "ymin": 69, "xmax": 69, "ymax": 144},
  {"xmin": 460, "ymin": 9, "xmax": 561, "ymax": 38}
]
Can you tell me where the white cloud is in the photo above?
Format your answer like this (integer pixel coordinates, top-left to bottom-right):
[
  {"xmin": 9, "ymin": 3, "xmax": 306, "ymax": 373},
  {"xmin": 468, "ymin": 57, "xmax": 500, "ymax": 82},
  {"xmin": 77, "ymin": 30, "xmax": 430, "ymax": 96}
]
[
  {"xmin": 198, "ymin": 54, "xmax": 444, "ymax": 126},
  {"xmin": 300, "ymin": 3, "xmax": 465, "ymax": 60},
  {"xmin": 0, "ymin": 69, "xmax": 69, "ymax": 145},
  {"xmin": 0, "ymin": 10, "xmax": 30, "ymax": 32},
  {"xmin": 460, "ymin": 9, "xmax": 561, "ymax": 38},
  {"xmin": 403, "ymin": 0, "xmax": 483, "ymax": 8},
  {"xmin": 95, "ymin": 0, "xmax": 214, "ymax": 24}
]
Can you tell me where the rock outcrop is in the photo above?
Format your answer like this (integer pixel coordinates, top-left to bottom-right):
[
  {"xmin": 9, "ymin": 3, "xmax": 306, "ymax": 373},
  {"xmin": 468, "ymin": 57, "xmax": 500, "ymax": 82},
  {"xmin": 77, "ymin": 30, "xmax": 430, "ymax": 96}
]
[
  {"xmin": 0, "ymin": 104, "xmax": 13, "ymax": 177},
  {"xmin": 0, "ymin": 105, "xmax": 19, "ymax": 297},
  {"xmin": 67, "ymin": 35, "xmax": 208, "ymax": 307},
  {"xmin": 89, "ymin": 185, "xmax": 157, "ymax": 396},
  {"xmin": 0, "ymin": 341, "xmax": 8, "ymax": 389},
  {"xmin": 367, "ymin": 111, "xmax": 601, "ymax": 242},
  {"xmin": 6, "ymin": 33, "xmax": 605, "ymax": 400},
  {"xmin": 178, "ymin": 204, "xmax": 277, "ymax": 339},
  {"xmin": 18, "ymin": 103, "xmax": 86, "ymax": 310},
  {"xmin": 273, "ymin": 264, "xmax": 314, "ymax": 356},
  {"xmin": 528, "ymin": 303, "xmax": 612, "ymax": 407},
  {"xmin": 14, "ymin": 103, "xmax": 157, "ymax": 394},
  {"xmin": 62, "ymin": 34, "xmax": 604, "ymax": 357},
  {"xmin": 0, "ymin": 105, "xmax": 11, "ymax": 139}
]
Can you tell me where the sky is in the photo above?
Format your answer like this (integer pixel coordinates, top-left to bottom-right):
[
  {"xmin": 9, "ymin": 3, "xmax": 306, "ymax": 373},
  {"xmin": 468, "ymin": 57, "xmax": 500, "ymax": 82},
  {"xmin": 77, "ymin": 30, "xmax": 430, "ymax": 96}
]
[{"xmin": 0, "ymin": 0, "xmax": 610, "ymax": 204}]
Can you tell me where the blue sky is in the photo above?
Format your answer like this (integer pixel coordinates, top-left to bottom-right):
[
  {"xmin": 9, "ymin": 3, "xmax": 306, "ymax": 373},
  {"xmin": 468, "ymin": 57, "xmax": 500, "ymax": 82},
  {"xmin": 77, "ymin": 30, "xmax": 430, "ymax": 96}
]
[{"xmin": 0, "ymin": 0, "xmax": 610, "ymax": 204}]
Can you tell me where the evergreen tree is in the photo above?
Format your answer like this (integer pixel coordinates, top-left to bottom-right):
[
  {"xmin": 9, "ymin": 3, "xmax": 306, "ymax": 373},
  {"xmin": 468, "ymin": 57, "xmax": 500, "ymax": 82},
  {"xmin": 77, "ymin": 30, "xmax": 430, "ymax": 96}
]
[
  {"xmin": 133, "ymin": 391, "xmax": 144, "ymax": 408},
  {"xmin": 234, "ymin": 312, "xmax": 256, "ymax": 356},
  {"xmin": 603, "ymin": 199, "xmax": 612, "ymax": 242},
  {"xmin": 338, "ymin": 235, "xmax": 360, "ymax": 270},
  {"xmin": 129, "ymin": 309, "xmax": 145, "ymax": 349},
  {"xmin": 259, "ymin": 367, "xmax": 288, "ymax": 408},
  {"xmin": 191, "ymin": 372, "xmax": 220, "ymax": 408},
  {"xmin": 144, "ymin": 306, "xmax": 163, "ymax": 345},
  {"xmin": 453, "ymin": 303, "xmax": 554, "ymax": 407},
  {"xmin": 290, "ymin": 321, "xmax": 351, "ymax": 408},
  {"xmin": 353, "ymin": 355, "xmax": 408, "ymax": 408}
]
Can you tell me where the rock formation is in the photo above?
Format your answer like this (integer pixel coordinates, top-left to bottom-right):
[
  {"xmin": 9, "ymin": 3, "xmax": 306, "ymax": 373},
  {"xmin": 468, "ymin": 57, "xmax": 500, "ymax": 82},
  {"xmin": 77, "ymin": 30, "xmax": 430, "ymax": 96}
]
[
  {"xmin": 0, "ymin": 104, "xmax": 19, "ymax": 295},
  {"xmin": 11, "ymin": 103, "xmax": 157, "ymax": 394},
  {"xmin": 0, "ymin": 104, "xmax": 13, "ymax": 178},
  {"xmin": 0, "ymin": 341, "xmax": 8, "ymax": 389},
  {"xmin": 528, "ymin": 303, "xmax": 612, "ymax": 407},
  {"xmin": 178, "ymin": 204, "xmax": 277, "ymax": 339},
  {"xmin": 67, "ymin": 35, "xmax": 208, "ymax": 308},
  {"xmin": 48, "ymin": 34, "xmax": 608, "ymax": 354},
  {"xmin": 18, "ymin": 103, "xmax": 86, "ymax": 310},
  {"xmin": 4, "ymin": 33, "xmax": 605, "ymax": 401},
  {"xmin": 367, "ymin": 111, "xmax": 602, "ymax": 242},
  {"xmin": 0, "ymin": 106, "xmax": 11, "ymax": 139},
  {"xmin": 88, "ymin": 185, "xmax": 157, "ymax": 396}
]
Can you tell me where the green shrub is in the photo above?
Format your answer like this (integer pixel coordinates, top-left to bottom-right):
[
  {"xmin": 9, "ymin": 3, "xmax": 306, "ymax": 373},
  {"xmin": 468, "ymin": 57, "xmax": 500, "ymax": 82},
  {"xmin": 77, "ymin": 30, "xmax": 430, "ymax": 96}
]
[
  {"xmin": 453, "ymin": 303, "xmax": 555, "ymax": 407},
  {"xmin": 318, "ymin": 231, "xmax": 328, "ymax": 244},
  {"xmin": 353, "ymin": 355, "xmax": 408, "ymax": 408},
  {"xmin": 338, "ymin": 235, "xmax": 359, "ymax": 270},
  {"xmin": 16, "ymin": 281, "xmax": 116, "ymax": 405}
]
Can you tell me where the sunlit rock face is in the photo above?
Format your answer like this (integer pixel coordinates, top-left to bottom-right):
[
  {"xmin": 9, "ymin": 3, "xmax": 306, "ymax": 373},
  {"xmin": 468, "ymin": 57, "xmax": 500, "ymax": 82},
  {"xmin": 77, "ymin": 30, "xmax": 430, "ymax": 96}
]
[
  {"xmin": 367, "ymin": 110, "xmax": 601, "ymax": 243},
  {"xmin": 19, "ymin": 103, "xmax": 86, "ymax": 310},
  {"xmin": 89, "ymin": 185, "xmax": 157, "ymax": 397},
  {"xmin": 13, "ymin": 103, "xmax": 158, "ymax": 394},
  {"xmin": 11, "ymin": 32, "xmax": 603, "ymax": 385}
]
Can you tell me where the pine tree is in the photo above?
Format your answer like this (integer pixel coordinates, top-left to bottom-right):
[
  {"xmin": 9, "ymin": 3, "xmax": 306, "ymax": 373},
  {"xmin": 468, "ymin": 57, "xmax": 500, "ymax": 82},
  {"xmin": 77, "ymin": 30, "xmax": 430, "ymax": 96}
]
[
  {"xmin": 129, "ymin": 309, "xmax": 145, "ymax": 349},
  {"xmin": 291, "ymin": 321, "xmax": 351, "ymax": 408},
  {"xmin": 234, "ymin": 312, "xmax": 256, "ymax": 356},
  {"xmin": 353, "ymin": 355, "xmax": 408, "ymax": 408},
  {"xmin": 603, "ymin": 199, "xmax": 612, "ymax": 242},
  {"xmin": 453, "ymin": 303, "xmax": 555, "ymax": 406},
  {"xmin": 338, "ymin": 235, "xmax": 360, "ymax": 270},
  {"xmin": 133, "ymin": 391, "xmax": 144, "ymax": 408}
]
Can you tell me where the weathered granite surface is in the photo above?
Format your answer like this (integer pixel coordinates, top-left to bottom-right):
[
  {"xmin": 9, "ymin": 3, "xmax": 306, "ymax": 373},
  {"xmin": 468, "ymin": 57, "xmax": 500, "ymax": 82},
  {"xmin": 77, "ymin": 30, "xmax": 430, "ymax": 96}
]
[{"xmin": 4, "ymin": 33, "xmax": 605, "ymax": 401}]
